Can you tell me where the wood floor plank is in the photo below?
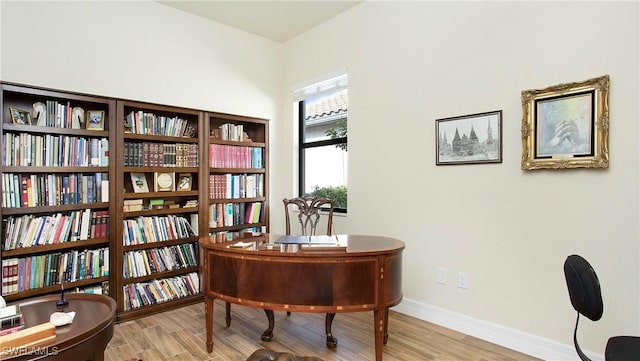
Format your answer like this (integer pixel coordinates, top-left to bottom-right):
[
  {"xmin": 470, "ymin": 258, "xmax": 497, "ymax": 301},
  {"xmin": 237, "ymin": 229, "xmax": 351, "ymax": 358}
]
[{"xmin": 106, "ymin": 301, "xmax": 542, "ymax": 361}]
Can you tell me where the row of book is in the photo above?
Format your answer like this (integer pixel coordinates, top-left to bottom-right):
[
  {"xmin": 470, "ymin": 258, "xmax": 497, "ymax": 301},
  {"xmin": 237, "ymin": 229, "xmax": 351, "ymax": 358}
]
[
  {"xmin": 1, "ymin": 247, "xmax": 109, "ymax": 295},
  {"xmin": 208, "ymin": 144, "xmax": 263, "ymax": 169},
  {"xmin": 33, "ymin": 100, "xmax": 93, "ymax": 129},
  {"xmin": 2, "ymin": 209, "xmax": 108, "ymax": 251},
  {"xmin": 208, "ymin": 174, "xmax": 264, "ymax": 200},
  {"xmin": 122, "ymin": 215, "xmax": 196, "ymax": 246},
  {"xmin": 209, "ymin": 202, "xmax": 262, "ymax": 228},
  {"xmin": 1, "ymin": 172, "xmax": 109, "ymax": 208},
  {"xmin": 216, "ymin": 123, "xmax": 246, "ymax": 142},
  {"xmin": 122, "ymin": 272, "xmax": 200, "ymax": 311},
  {"xmin": 124, "ymin": 110, "xmax": 193, "ymax": 137},
  {"xmin": 123, "ymin": 242, "xmax": 198, "ymax": 279},
  {"xmin": 3, "ymin": 133, "xmax": 108, "ymax": 167},
  {"xmin": 123, "ymin": 142, "xmax": 198, "ymax": 167}
]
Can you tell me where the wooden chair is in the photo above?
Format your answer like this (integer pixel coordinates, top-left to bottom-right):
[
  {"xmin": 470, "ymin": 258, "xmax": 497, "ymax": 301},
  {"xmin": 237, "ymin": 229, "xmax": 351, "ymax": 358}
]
[
  {"xmin": 261, "ymin": 195, "xmax": 338, "ymax": 347},
  {"xmin": 283, "ymin": 195, "xmax": 334, "ymax": 236}
]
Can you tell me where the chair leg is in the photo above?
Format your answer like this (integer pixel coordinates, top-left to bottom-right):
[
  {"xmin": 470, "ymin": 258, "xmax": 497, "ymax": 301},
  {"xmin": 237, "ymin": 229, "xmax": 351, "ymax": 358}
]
[
  {"xmin": 325, "ymin": 312, "xmax": 337, "ymax": 348},
  {"xmin": 573, "ymin": 313, "xmax": 592, "ymax": 361},
  {"xmin": 261, "ymin": 309, "xmax": 275, "ymax": 341},
  {"xmin": 225, "ymin": 302, "xmax": 231, "ymax": 327}
]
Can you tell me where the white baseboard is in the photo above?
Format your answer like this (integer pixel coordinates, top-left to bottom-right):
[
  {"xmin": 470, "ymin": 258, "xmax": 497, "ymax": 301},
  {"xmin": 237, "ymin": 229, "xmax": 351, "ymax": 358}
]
[{"xmin": 393, "ymin": 298, "xmax": 604, "ymax": 361}]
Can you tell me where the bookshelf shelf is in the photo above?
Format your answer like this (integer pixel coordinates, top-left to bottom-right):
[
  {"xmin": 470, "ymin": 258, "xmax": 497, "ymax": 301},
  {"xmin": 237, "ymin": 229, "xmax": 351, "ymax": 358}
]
[
  {"xmin": 2, "ymin": 238, "xmax": 108, "ymax": 257},
  {"xmin": 117, "ymin": 293, "xmax": 202, "ymax": 323},
  {"xmin": 1, "ymin": 82, "xmax": 115, "ymax": 304},
  {"xmin": 2, "ymin": 276, "xmax": 110, "ymax": 303},
  {"xmin": 1, "ymin": 202, "xmax": 110, "ymax": 216}
]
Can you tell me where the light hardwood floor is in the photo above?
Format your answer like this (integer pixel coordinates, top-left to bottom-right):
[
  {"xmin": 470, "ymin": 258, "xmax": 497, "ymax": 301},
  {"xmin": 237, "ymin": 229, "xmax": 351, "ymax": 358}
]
[{"xmin": 105, "ymin": 300, "xmax": 542, "ymax": 361}]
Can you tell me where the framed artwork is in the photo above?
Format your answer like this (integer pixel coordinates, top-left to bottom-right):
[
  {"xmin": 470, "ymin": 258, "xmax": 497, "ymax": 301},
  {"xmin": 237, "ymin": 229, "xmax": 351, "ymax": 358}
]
[
  {"xmin": 9, "ymin": 107, "xmax": 32, "ymax": 125},
  {"xmin": 436, "ymin": 110, "xmax": 502, "ymax": 165},
  {"xmin": 86, "ymin": 110, "xmax": 105, "ymax": 130},
  {"xmin": 130, "ymin": 173, "xmax": 149, "ymax": 193},
  {"xmin": 155, "ymin": 172, "xmax": 175, "ymax": 192},
  {"xmin": 521, "ymin": 75, "xmax": 609, "ymax": 170},
  {"xmin": 177, "ymin": 173, "xmax": 192, "ymax": 191}
]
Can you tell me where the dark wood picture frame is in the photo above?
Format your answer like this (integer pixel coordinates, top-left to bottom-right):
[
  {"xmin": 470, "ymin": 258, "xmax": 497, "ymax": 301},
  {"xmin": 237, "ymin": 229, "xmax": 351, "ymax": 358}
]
[
  {"xmin": 177, "ymin": 173, "xmax": 192, "ymax": 191},
  {"xmin": 436, "ymin": 110, "xmax": 502, "ymax": 165}
]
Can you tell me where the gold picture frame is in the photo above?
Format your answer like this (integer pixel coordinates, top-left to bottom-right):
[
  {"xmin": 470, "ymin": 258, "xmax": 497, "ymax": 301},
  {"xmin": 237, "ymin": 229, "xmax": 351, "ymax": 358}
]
[
  {"xmin": 9, "ymin": 107, "xmax": 32, "ymax": 125},
  {"xmin": 176, "ymin": 173, "xmax": 192, "ymax": 191},
  {"xmin": 521, "ymin": 75, "xmax": 609, "ymax": 170},
  {"xmin": 86, "ymin": 110, "xmax": 105, "ymax": 130}
]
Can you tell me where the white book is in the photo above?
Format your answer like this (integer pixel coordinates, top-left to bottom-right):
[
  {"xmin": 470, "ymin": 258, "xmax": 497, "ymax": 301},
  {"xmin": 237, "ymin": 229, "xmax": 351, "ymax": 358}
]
[
  {"xmin": 79, "ymin": 209, "xmax": 91, "ymax": 240},
  {"xmin": 101, "ymin": 180, "xmax": 109, "ymax": 202}
]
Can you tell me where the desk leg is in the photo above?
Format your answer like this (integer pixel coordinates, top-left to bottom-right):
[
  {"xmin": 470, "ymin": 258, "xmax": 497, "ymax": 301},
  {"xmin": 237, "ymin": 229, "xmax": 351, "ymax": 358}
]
[
  {"xmin": 205, "ymin": 296, "xmax": 214, "ymax": 353},
  {"xmin": 325, "ymin": 313, "xmax": 337, "ymax": 348},
  {"xmin": 373, "ymin": 308, "xmax": 387, "ymax": 361},
  {"xmin": 261, "ymin": 309, "xmax": 274, "ymax": 341},
  {"xmin": 384, "ymin": 308, "xmax": 389, "ymax": 345}
]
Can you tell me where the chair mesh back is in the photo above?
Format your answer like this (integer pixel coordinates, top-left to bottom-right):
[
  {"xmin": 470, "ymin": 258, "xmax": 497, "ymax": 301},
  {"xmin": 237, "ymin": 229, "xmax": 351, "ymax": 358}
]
[{"xmin": 564, "ymin": 255, "xmax": 603, "ymax": 321}]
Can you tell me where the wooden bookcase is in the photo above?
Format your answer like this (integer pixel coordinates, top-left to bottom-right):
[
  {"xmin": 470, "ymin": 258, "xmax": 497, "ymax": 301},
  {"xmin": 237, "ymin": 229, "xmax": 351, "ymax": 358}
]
[
  {"xmin": 0, "ymin": 83, "xmax": 116, "ymax": 303},
  {"xmin": 113, "ymin": 100, "xmax": 205, "ymax": 322},
  {"xmin": 0, "ymin": 82, "xmax": 271, "ymax": 322},
  {"xmin": 205, "ymin": 112, "xmax": 269, "ymax": 241}
]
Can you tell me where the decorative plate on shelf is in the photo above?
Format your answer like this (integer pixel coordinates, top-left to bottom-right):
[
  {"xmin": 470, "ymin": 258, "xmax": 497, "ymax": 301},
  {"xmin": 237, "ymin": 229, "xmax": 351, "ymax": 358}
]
[
  {"xmin": 155, "ymin": 172, "xmax": 175, "ymax": 192},
  {"xmin": 32, "ymin": 102, "xmax": 46, "ymax": 126},
  {"xmin": 72, "ymin": 107, "xmax": 85, "ymax": 129}
]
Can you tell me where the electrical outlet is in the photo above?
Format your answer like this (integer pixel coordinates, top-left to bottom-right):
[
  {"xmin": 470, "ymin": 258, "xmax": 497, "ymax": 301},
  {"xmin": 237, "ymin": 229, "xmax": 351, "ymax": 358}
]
[
  {"xmin": 437, "ymin": 267, "xmax": 447, "ymax": 285},
  {"xmin": 457, "ymin": 272, "xmax": 469, "ymax": 289}
]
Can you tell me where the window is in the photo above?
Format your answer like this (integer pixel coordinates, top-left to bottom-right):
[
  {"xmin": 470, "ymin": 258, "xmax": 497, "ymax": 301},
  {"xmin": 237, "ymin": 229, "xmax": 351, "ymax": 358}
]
[{"xmin": 296, "ymin": 74, "xmax": 348, "ymax": 211}]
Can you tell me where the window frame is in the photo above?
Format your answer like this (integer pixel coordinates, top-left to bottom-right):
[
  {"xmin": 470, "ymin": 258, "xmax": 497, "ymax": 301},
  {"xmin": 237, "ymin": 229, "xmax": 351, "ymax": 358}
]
[{"xmin": 298, "ymin": 100, "xmax": 348, "ymax": 213}]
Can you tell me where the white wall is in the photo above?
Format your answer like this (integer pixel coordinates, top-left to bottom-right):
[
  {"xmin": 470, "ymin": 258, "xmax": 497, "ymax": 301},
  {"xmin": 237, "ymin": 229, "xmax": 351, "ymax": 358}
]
[
  {"xmin": 0, "ymin": 1, "xmax": 282, "ymax": 121},
  {"xmin": 281, "ymin": 1, "xmax": 639, "ymax": 359}
]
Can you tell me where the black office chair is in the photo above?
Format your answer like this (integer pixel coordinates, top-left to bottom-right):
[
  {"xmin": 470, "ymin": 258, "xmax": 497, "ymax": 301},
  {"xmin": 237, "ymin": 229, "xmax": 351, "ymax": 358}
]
[{"xmin": 563, "ymin": 255, "xmax": 640, "ymax": 361}]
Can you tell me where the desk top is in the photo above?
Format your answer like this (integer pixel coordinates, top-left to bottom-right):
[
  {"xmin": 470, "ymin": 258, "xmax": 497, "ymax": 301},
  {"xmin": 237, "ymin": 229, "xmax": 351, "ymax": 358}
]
[
  {"xmin": 4, "ymin": 293, "xmax": 116, "ymax": 360},
  {"xmin": 199, "ymin": 233, "xmax": 405, "ymax": 256}
]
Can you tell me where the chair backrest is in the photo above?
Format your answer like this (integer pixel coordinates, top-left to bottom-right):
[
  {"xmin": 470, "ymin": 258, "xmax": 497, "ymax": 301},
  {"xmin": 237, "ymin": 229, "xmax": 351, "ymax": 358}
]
[
  {"xmin": 563, "ymin": 254, "xmax": 604, "ymax": 361},
  {"xmin": 283, "ymin": 195, "xmax": 335, "ymax": 236},
  {"xmin": 564, "ymin": 255, "xmax": 604, "ymax": 321}
]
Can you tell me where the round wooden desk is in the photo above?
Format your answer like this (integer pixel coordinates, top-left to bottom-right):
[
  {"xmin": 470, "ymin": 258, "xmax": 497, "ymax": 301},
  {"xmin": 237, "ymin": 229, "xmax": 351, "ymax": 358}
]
[
  {"xmin": 4, "ymin": 293, "xmax": 116, "ymax": 361},
  {"xmin": 199, "ymin": 233, "xmax": 405, "ymax": 361}
]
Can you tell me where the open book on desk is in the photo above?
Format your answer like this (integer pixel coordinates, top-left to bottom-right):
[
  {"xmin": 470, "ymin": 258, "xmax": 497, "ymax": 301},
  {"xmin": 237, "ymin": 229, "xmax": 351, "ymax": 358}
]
[{"xmin": 275, "ymin": 235, "xmax": 338, "ymax": 244}]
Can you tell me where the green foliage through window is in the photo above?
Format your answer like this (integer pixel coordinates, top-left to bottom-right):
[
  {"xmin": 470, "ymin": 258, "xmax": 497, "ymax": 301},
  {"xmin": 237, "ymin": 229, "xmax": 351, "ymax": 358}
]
[
  {"xmin": 324, "ymin": 119, "xmax": 347, "ymax": 151},
  {"xmin": 310, "ymin": 185, "xmax": 347, "ymax": 209}
]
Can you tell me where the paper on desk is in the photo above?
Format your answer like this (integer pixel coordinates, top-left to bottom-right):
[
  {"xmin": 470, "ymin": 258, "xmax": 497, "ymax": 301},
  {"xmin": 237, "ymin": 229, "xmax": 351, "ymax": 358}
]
[{"xmin": 50, "ymin": 311, "xmax": 75, "ymax": 326}]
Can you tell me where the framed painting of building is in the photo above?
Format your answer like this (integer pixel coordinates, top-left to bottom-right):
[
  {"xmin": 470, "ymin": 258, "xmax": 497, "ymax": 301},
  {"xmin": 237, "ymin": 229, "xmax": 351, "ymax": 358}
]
[{"xmin": 436, "ymin": 110, "xmax": 502, "ymax": 165}]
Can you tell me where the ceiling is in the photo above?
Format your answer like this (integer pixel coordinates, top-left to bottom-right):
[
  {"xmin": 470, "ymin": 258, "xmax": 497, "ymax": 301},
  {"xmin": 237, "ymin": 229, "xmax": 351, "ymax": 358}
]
[{"xmin": 156, "ymin": 1, "xmax": 362, "ymax": 43}]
